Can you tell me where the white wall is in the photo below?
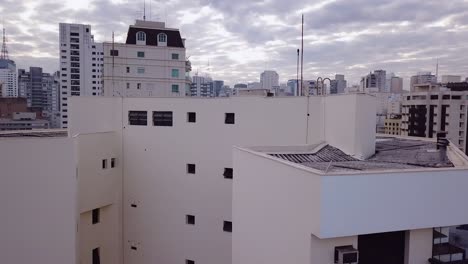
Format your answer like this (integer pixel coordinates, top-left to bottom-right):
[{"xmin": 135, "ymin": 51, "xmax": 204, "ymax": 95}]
[
  {"xmin": 405, "ymin": 229, "xmax": 433, "ymax": 264},
  {"xmin": 0, "ymin": 137, "xmax": 76, "ymax": 264}
]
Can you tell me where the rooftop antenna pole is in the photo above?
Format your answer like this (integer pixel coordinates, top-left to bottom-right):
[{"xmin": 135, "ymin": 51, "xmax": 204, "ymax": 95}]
[
  {"xmin": 149, "ymin": 0, "xmax": 152, "ymax": 20},
  {"xmin": 112, "ymin": 31, "xmax": 115, "ymax": 95},
  {"xmin": 143, "ymin": 0, "xmax": 146, "ymax": 21},
  {"xmin": 436, "ymin": 58, "xmax": 439, "ymax": 82},
  {"xmin": 296, "ymin": 49, "xmax": 300, "ymax": 96},
  {"xmin": 1, "ymin": 26, "xmax": 9, "ymax": 60},
  {"xmin": 300, "ymin": 14, "xmax": 304, "ymax": 96}
]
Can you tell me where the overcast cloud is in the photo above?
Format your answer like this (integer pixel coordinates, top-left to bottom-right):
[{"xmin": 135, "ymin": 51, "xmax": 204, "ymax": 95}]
[{"xmin": 2, "ymin": 0, "xmax": 468, "ymax": 88}]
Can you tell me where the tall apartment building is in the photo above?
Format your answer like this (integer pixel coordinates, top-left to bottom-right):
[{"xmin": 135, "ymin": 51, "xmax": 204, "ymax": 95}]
[
  {"xmin": 410, "ymin": 72, "xmax": 437, "ymax": 91},
  {"xmin": 3, "ymin": 94, "xmax": 468, "ymax": 264},
  {"xmin": 190, "ymin": 75, "xmax": 213, "ymax": 97},
  {"xmin": 0, "ymin": 59, "xmax": 17, "ymax": 97},
  {"xmin": 260, "ymin": 70, "xmax": 279, "ymax": 91},
  {"xmin": 213, "ymin": 80, "xmax": 224, "ymax": 97},
  {"xmin": 59, "ymin": 23, "xmax": 104, "ymax": 128},
  {"xmin": 330, "ymin": 74, "xmax": 347, "ymax": 94},
  {"xmin": 401, "ymin": 84, "xmax": 468, "ymax": 154},
  {"xmin": 361, "ymin": 70, "xmax": 386, "ymax": 93},
  {"xmin": 103, "ymin": 20, "xmax": 189, "ymax": 97},
  {"xmin": 390, "ymin": 76, "xmax": 403, "ymax": 93},
  {"xmin": 286, "ymin": 79, "xmax": 299, "ymax": 96},
  {"xmin": 18, "ymin": 67, "xmax": 61, "ymax": 128}
]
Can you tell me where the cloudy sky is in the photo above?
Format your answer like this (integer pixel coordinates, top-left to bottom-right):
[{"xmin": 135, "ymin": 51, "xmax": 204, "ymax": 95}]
[{"xmin": 2, "ymin": 0, "xmax": 468, "ymax": 88}]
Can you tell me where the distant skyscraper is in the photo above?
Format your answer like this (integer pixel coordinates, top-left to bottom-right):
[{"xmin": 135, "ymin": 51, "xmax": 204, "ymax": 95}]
[
  {"xmin": 260, "ymin": 70, "xmax": 279, "ymax": 91},
  {"xmin": 0, "ymin": 28, "xmax": 17, "ymax": 98},
  {"xmin": 213, "ymin": 80, "xmax": 224, "ymax": 97},
  {"xmin": 287, "ymin": 79, "xmax": 299, "ymax": 96},
  {"xmin": 390, "ymin": 76, "xmax": 403, "ymax": 93},
  {"xmin": 410, "ymin": 72, "xmax": 437, "ymax": 91},
  {"xmin": 234, "ymin": 83, "xmax": 247, "ymax": 89},
  {"xmin": 59, "ymin": 23, "xmax": 103, "ymax": 128},
  {"xmin": 361, "ymin": 70, "xmax": 386, "ymax": 93},
  {"xmin": 330, "ymin": 74, "xmax": 347, "ymax": 94},
  {"xmin": 190, "ymin": 75, "xmax": 213, "ymax": 97},
  {"xmin": 18, "ymin": 67, "xmax": 61, "ymax": 128}
]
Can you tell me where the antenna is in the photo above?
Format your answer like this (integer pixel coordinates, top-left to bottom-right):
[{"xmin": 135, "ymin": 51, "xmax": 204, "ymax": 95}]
[
  {"xmin": 300, "ymin": 14, "xmax": 304, "ymax": 96},
  {"xmin": 1, "ymin": 26, "xmax": 9, "ymax": 60},
  {"xmin": 436, "ymin": 58, "xmax": 439, "ymax": 82},
  {"xmin": 296, "ymin": 49, "xmax": 300, "ymax": 96},
  {"xmin": 143, "ymin": 0, "xmax": 146, "ymax": 21}
]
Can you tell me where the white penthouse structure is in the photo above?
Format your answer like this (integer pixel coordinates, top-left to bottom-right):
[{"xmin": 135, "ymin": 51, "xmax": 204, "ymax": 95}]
[{"xmin": 2, "ymin": 94, "xmax": 468, "ymax": 264}]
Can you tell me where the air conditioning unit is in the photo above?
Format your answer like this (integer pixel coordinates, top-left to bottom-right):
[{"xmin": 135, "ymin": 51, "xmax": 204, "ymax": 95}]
[{"xmin": 334, "ymin": 245, "xmax": 359, "ymax": 264}]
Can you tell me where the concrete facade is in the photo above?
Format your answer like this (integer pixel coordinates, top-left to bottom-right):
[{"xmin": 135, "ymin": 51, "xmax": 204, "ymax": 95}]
[{"xmin": 0, "ymin": 59, "xmax": 17, "ymax": 97}]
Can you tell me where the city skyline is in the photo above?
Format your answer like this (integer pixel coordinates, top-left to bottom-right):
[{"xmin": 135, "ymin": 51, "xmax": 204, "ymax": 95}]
[{"xmin": 2, "ymin": 0, "xmax": 468, "ymax": 87}]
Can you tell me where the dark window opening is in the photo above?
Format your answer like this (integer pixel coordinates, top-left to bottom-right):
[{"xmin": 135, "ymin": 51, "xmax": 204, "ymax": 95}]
[
  {"xmin": 129, "ymin": 111, "xmax": 147, "ymax": 126},
  {"xmin": 111, "ymin": 158, "xmax": 116, "ymax": 168},
  {"xmin": 187, "ymin": 164, "xmax": 196, "ymax": 174},
  {"xmin": 186, "ymin": 215, "xmax": 195, "ymax": 225},
  {"xmin": 186, "ymin": 260, "xmax": 195, "ymax": 264},
  {"xmin": 153, "ymin": 111, "xmax": 173, "ymax": 126},
  {"xmin": 110, "ymin": 49, "xmax": 119, "ymax": 56},
  {"xmin": 187, "ymin": 112, "xmax": 196, "ymax": 123},
  {"xmin": 92, "ymin": 208, "xmax": 100, "ymax": 224},
  {"xmin": 225, "ymin": 113, "xmax": 235, "ymax": 124},
  {"xmin": 223, "ymin": 168, "xmax": 233, "ymax": 179},
  {"xmin": 102, "ymin": 159, "xmax": 107, "ymax": 169},
  {"xmin": 131, "ymin": 246, "xmax": 137, "ymax": 250},
  {"xmin": 131, "ymin": 204, "xmax": 137, "ymax": 208},
  {"xmin": 92, "ymin": 248, "xmax": 100, "ymax": 264},
  {"xmin": 223, "ymin": 221, "xmax": 232, "ymax": 232}
]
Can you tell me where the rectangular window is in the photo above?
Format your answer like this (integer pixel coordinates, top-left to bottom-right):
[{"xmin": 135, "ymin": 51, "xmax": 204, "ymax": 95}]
[
  {"xmin": 102, "ymin": 159, "xmax": 107, "ymax": 169},
  {"xmin": 153, "ymin": 111, "xmax": 173, "ymax": 126},
  {"xmin": 92, "ymin": 208, "xmax": 100, "ymax": 224},
  {"xmin": 172, "ymin": 53, "xmax": 179, "ymax": 60},
  {"xmin": 137, "ymin": 83, "xmax": 141, "ymax": 89},
  {"xmin": 137, "ymin": 67, "xmax": 145, "ymax": 74},
  {"xmin": 186, "ymin": 260, "xmax": 195, "ymax": 264},
  {"xmin": 171, "ymin": 69, "xmax": 179, "ymax": 78},
  {"xmin": 172, "ymin": 84, "xmax": 179, "ymax": 93},
  {"xmin": 137, "ymin": 51, "xmax": 145, "ymax": 58},
  {"xmin": 223, "ymin": 168, "xmax": 233, "ymax": 179},
  {"xmin": 187, "ymin": 112, "xmax": 196, "ymax": 123},
  {"xmin": 186, "ymin": 215, "xmax": 195, "ymax": 225},
  {"xmin": 126, "ymin": 83, "xmax": 130, "ymax": 89},
  {"xmin": 128, "ymin": 111, "xmax": 147, "ymax": 126},
  {"xmin": 223, "ymin": 221, "xmax": 232, "ymax": 232},
  {"xmin": 126, "ymin": 67, "xmax": 130, "ymax": 73},
  {"xmin": 111, "ymin": 158, "xmax": 116, "ymax": 168},
  {"xmin": 187, "ymin": 164, "xmax": 196, "ymax": 174},
  {"xmin": 225, "ymin": 113, "xmax": 235, "ymax": 124},
  {"xmin": 92, "ymin": 248, "xmax": 100, "ymax": 264},
  {"xmin": 131, "ymin": 246, "xmax": 137, "ymax": 251}
]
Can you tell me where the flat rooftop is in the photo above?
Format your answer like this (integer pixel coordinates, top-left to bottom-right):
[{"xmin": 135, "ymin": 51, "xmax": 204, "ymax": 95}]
[
  {"xmin": 269, "ymin": 137, "xmax": 461, "ymax": 172},
  {"xmin": 0, "ymin": 129, "xmax": 68, "ymax": 138}
]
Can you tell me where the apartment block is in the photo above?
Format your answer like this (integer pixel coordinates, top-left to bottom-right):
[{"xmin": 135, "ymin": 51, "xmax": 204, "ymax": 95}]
[
  {"xmin": 3, "ymin": 94, "xmax": 468, "ymax": 264},
  {"xmin": 384, "ymin": 115, "xmax": 402, "ymax": 135},
  {"xmin": 401, "ymin": 85, "xmax": 468, "ymax": 154},
  {"xmin": 103, "ymin": 20, "xmax": 188, "ymax": 97},
  {"xmin": 0, "ymin": 58, "xmax": 17, "ymax": 97},
  {"xmin": 59, "ymin": 23, "xmax": 103, "ymax": 128}
]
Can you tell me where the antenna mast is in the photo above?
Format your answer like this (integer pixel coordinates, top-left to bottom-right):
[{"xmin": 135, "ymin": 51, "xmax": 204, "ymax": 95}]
[
  {"xmin": 143, "ymin": 0, "xmax": 146, "ymax": 21},
  {"xmin": 436, "ymin": 58, "xmax": 439, "ymax": 82},
  {"xmin": 1, "ymin": 27, "xmax": 9, "ymax": 60},
  {"xmin": 300, "ymin": 14, "xmax": 304, "ymax": 96}
]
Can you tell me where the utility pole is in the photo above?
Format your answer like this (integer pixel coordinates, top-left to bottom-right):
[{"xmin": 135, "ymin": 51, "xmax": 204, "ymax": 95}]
[{"xmin": 300, "ymin": 14, "xmax": 304, "ymax": 96}]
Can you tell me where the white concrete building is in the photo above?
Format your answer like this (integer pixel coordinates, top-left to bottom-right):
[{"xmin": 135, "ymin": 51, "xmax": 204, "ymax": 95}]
[
  {"xmin": 190, "ymin": 75, "xmax": 213, "ymax": 97},
  {"xmin": 2, "ymin": 94, "xmax": 468, "ymax": 264},
  {"xmin": 390, "ymin": 76, "xmax": 404, "ymax": 93},
  {"xmin": 233, "ymin": 135, "xmax": 468, "ymax": 264},
  {"xmin": 59, "ymin": 23, "xmax": 104, "ymax": 128},
  {"xmin": 103, "ymin": 20, "xmax": 188, "ymax": 97},
  {"xmin": 0, "ymin": 59, "xmax": 17, "ymax": 97},
  {"xmin": 410, "ymin": 72, "xmax": 437, "ymax": 91},
  {"xmin": 260, "ymin": 70, "xmax": 279, "ymax": 91},
  {"xmin": 361, "ymin": 70, "xmax": 386, "ymax": 93}
]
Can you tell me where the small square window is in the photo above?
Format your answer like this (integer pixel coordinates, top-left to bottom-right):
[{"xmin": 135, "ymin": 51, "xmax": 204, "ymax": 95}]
[
  {"xmin": 187, "ymin": 164, "xmax": 196, "ymax": 174},
  {"xmin": 153, "ymin": 111, "xmax": 173, "ymax": 126},
  {"xmin": 187, "ymin": 112, "xmax": 196, "ymax": 123},
  {"xmin": 186, "ymin": 260, "xmax": 195, "ymax": 264},
  {"xmin": 171, "ymin": 69, "xmax": 179, "ymax": 78},
  {"xmin": 137, "ymin": 67, "xmax": 145, "ymax": 74},
  {"xmin": 92, "ymin": 248, "xmax": 100, "ymax": 264},
  {"xmin": 223, "ymin": 168, "xmax": 233, "ymax": 179},
  {"xmin": 131, "ymin": 246, "xmax": 137, "ymax": 251},
  {"xmin": 126, "ymin": 67, "xmax": 130, "ymax": 73},
  {"xmin": 137, "ymin": 83, "xmax": 141, "ymax": 89},
  {"xmin": 92, "ymin": 208, "xmax": 100, "ymax": 224},
  {"xmin": 131, "ymin": 203, "xmax": 137, "ymax": 208},
  {"xmin": 137, "ymin": 51, "xmax": 145, "ymax": 58},
  {"xmin": 102, "ymin": 159, "xmax": 107, "ymax": 169},
  {"xmin": 111, "ymin": 158, "xmax": 116, "ymax": 168},
  {"xmin": 223, "ymin": 221, "xmax": 232, "ymax": 232},
  {"xmin": 126, "ymin": 83, "xmax": 130, "ymax": 89},
  {"xmin": 110, "ymin": 49, "xmax": 119, "ymax": 56},
  {"xmin": 172, "ymin": 84, "xmax": 179, "ymax": 93},
  {"xmin": 172, "ymin": 53, "xmax": 179, "ymax": 60},
  {"xmin": 186, "ymin": 215, "xmax": 195, "ymax": 225},
  {"xmin": 225, "ymin": 113, "xmax": 235, "ymax": 124}
]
